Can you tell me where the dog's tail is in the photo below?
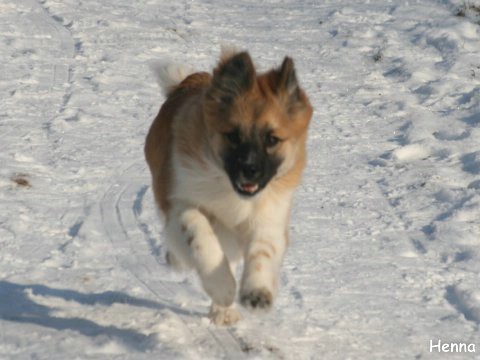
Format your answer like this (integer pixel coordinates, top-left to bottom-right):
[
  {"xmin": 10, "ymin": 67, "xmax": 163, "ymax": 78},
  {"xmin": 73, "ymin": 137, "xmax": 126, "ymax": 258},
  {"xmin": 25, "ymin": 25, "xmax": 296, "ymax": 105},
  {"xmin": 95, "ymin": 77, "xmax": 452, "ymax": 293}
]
[{"xmin": 149, "ymin": 60, "xmax": 195, "ymax": 97}]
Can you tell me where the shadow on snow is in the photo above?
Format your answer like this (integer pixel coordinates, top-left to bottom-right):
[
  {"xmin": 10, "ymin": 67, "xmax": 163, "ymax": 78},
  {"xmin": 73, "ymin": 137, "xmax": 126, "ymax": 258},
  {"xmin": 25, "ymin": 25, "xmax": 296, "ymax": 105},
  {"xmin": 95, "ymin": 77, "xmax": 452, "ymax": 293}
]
[{"xmin": 0, "ymin": 281, "xmax": 197, "ymax": 352}]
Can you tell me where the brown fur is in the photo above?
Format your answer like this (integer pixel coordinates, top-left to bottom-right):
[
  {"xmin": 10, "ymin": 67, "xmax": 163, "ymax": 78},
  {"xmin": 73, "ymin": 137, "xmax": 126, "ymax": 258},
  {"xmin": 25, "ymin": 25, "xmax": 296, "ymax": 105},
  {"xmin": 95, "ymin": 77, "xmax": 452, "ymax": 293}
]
[
  {"xmin": 248, "ymin": 250, "xmax": 272, "ymax": 261},
  {"xmin": 145, "ymin": 72, "xmax": 211, "ymax": 212}
]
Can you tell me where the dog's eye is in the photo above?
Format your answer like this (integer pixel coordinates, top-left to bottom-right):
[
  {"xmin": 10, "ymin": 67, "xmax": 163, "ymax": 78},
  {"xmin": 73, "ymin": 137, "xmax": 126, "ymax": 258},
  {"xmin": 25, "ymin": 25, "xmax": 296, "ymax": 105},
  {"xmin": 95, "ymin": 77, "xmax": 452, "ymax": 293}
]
[
  {"xmin": 265, "ymin": 133, "xmax": 281, "ymax": 148},
  {"xmin": 224, "ymin": 130, "xmax": 241, "ymax": 145}
]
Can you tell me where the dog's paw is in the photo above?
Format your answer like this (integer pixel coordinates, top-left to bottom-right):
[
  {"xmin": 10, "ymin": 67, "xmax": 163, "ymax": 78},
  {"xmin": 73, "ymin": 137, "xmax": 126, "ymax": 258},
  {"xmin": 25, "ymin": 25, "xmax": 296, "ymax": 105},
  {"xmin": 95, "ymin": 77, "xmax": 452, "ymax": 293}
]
[
  {"xmin": 240, "ymin": 287, "xmax": 273, "ymax": 310},
  {"xmin": 209, "ymin": 304, "xmax": 242, "ymax": 326}
]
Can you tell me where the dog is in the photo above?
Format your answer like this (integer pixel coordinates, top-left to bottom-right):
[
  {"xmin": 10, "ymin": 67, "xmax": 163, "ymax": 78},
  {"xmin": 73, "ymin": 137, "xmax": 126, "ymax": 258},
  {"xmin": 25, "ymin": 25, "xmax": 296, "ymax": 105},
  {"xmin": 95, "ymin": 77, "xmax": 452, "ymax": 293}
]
[{"xmin": 145, "ymin": 49, "xmax": 313, "ymax": 325}]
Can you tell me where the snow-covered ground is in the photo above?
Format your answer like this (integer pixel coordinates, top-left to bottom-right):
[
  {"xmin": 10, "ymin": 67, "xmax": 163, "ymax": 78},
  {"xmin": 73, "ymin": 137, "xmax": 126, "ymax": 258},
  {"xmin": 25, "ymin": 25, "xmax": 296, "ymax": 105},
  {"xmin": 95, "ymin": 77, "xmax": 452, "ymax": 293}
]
[{"xmin": 1, "ymin": 0, "xmax": 479, "ymax": 358}]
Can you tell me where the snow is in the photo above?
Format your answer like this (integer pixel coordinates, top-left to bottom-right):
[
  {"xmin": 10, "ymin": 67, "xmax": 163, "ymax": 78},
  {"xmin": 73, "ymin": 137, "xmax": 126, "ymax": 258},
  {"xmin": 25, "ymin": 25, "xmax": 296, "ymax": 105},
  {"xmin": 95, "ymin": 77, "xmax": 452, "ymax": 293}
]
[
  {"xmin": 392, "ymin": 144, "xmax": 432, "ymax": 162},
  {"xmin": 1, "ymin": 0, "xmax": 480, "ymax": 358}
]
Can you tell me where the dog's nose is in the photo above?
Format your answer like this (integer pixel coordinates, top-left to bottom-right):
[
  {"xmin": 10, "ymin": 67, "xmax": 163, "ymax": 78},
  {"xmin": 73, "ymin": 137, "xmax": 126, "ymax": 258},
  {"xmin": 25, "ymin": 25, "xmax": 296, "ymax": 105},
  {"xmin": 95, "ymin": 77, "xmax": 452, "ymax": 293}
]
[
  {"xmin": 237, "ymin": 144, "xmax": 261, "ymax": 180},
  {"xmin": 241, "ymin": 163, "xmax": 260, "ymax": 180}
]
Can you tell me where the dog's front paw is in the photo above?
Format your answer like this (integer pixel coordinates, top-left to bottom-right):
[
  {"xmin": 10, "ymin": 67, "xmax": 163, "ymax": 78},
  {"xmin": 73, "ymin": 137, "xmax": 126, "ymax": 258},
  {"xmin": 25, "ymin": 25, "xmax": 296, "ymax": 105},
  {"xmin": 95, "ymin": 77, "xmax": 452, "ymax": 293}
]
[
  {"xmin": 240, "ymin": 287, "xmax": 273, "ymax": 310},
  {"xmin": 209, "ymin": 304, "xmax": 242, "ymax": 326}
]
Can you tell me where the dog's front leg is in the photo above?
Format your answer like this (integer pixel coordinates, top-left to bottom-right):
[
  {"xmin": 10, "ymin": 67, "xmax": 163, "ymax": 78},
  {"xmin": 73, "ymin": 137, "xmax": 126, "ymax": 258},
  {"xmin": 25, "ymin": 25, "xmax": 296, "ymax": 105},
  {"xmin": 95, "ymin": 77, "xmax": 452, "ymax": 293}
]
[
  {"xmin": 166, "ymin": 205, "xmax": 238, "ymax": 323},
  {"xmin": 240, "ymin": 225, "xmax": 287, "ymax": 310}
]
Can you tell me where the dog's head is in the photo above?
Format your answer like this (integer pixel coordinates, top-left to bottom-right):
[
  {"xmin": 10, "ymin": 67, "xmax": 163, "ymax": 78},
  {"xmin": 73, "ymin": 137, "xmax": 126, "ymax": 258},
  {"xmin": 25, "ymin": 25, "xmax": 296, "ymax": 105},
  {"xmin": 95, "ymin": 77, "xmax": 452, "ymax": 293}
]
[{"xmin": 204, "ymin": 51, "xmax": 313, "ymax": 197}]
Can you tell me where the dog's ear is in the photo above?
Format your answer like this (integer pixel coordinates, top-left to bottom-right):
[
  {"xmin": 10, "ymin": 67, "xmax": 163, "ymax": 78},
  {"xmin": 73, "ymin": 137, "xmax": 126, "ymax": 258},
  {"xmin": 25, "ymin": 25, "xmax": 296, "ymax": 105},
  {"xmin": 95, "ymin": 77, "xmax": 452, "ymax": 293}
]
[
  {"xmin": 208, "ymin": 52, "xmax": 256, "ymax": 107},
  {"xmin": 276, "ymin": 57, "xmax": 304, "ymax": 113},
  {"xmin": 277, "ymin": 57, "xmax": 298, "ymax": 96}
]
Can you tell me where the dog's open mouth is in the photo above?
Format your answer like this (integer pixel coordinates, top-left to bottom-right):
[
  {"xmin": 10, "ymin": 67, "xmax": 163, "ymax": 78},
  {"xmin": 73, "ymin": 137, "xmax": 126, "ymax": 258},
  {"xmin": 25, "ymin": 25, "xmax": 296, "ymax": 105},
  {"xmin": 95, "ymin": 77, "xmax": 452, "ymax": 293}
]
[{"xmin": 235, "ymin": 181, "xmax": 259, "ymax": 196}]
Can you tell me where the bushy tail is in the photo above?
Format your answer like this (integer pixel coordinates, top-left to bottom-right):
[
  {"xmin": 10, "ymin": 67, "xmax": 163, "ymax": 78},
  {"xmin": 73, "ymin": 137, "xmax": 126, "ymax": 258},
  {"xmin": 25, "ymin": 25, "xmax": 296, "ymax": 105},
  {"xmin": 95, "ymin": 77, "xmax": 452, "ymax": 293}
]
[{"xmin": 149, "ymin": 60, "xmax": 195, "ymax": 97}]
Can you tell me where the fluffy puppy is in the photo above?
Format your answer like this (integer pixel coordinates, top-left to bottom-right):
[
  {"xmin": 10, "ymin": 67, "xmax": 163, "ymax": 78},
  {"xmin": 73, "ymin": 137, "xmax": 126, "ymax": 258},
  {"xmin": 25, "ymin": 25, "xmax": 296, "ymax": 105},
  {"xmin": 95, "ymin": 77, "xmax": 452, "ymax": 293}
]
[{"xmin": 145, "ymin": 49, "xmax": 312, "ymax": 325}]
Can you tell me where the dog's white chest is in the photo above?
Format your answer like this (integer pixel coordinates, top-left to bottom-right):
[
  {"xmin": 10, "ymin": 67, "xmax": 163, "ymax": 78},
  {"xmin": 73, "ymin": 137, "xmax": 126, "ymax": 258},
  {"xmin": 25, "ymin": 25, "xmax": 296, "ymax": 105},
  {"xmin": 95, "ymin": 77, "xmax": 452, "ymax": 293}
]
[{"xmin": 173, "ymin": 158, "xmax": 254, "ymax": 227}]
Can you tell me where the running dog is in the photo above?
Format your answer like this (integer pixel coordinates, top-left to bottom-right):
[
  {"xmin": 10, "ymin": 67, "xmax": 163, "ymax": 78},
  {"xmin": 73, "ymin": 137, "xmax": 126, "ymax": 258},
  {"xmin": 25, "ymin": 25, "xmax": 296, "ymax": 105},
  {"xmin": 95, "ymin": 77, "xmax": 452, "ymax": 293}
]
[{"xmin": 145, "ymin": 49, "xmax": 313, "ymax": 325}]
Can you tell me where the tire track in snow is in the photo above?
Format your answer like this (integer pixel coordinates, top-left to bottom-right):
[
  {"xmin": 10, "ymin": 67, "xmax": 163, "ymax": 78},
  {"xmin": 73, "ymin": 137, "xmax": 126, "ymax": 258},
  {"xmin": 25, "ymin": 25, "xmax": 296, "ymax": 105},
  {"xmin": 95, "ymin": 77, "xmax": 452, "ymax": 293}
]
[
  {"xmin": 99, "ymin": 162, "xmax": 246, "ymax": 357},
  {"xmin": 30, "ymin": 0, "xmax": 109, "ymax": 264},
  {"xmin": 31, "ymin": 0, "xmax": 75, "ymax": 129},
  {"xmin": 2, "ymin": 0, "xmax": 75, "ymax": 172},
  {"xmin": 132, "ymin": 184, "xmax": 162, "ymax": 259}
]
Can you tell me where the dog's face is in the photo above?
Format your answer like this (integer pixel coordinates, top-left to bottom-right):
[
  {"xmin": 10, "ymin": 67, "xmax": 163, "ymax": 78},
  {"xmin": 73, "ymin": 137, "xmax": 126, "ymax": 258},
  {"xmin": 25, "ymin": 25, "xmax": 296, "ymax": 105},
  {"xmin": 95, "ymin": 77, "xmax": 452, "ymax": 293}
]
[
  {"xmin": 221, "ymin": 124, "xmax": 283, "ymax": 197},
  {"xmin": 204, "ymin": 52, "xmax": 313, "ymax": 197}
]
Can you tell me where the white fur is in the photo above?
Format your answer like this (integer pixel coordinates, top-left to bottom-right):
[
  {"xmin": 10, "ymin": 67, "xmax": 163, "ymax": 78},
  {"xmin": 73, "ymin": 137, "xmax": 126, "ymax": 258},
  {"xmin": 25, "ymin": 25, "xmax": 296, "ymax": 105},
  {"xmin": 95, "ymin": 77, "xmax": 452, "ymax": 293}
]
[
  {"xmin": 165, "ymin": 150, "xmax": 293, "ymax": 321},
  {"xmin": 171, "ymin": 152, "xmax": 254, "ymax": 227},
  {"xmin": 208, "ymin": 303, "xmax": 242, "ymax": 326},
  {"xmin": 165, "ymin": 203, "xmax": 236, "ymax": 307},
  {"xmin": 149, "ymin": 60, "xmax": 195, "ymax": 97}
]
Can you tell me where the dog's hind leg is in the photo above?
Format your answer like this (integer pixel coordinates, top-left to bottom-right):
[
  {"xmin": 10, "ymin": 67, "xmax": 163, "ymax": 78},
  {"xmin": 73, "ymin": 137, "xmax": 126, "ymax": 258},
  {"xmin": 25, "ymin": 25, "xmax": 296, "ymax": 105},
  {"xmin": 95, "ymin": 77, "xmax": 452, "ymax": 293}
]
[{"xmin": 165, "ymin": 204, "xmax": 237, "ymax": 309}]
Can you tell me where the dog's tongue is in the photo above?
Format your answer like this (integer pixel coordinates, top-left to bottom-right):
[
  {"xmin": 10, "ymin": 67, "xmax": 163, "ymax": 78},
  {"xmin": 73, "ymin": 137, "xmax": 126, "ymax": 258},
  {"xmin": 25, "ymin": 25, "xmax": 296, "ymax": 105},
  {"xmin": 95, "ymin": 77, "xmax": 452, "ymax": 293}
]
[{"xmin": 241, "ymin": 183, "xmax": 258, "ymax": 193}]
